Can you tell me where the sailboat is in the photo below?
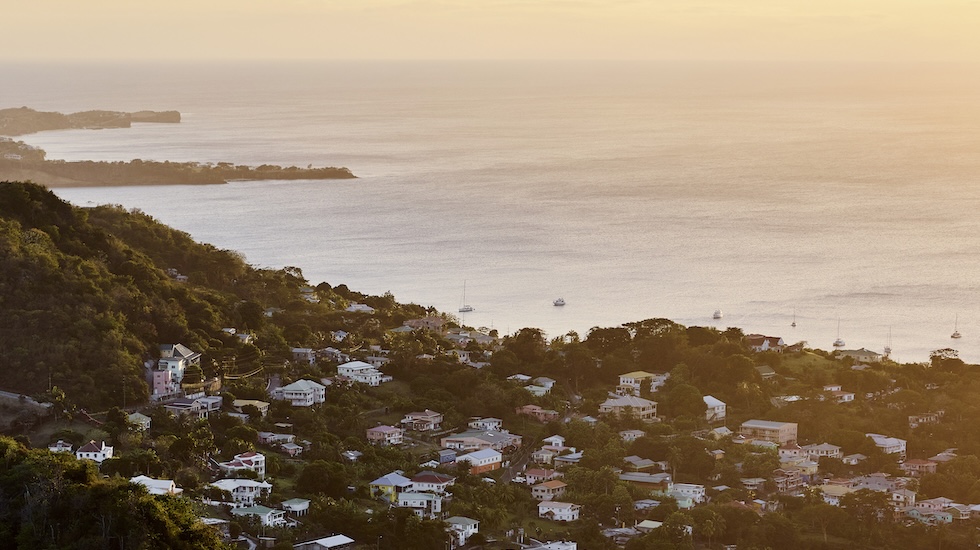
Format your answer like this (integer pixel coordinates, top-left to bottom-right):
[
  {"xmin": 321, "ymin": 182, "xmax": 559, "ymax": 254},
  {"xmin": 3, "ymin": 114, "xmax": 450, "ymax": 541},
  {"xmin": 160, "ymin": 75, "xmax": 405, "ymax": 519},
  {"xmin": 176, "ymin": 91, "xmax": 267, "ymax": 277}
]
[
  {"xmin": 833, "ymin": 318, "xmax": 845, "ymax": 348},
  {"xmin": 952, "ymin": 315, "xmax": 962, "ymax": 339},
  {"xmin": 458, "ymin": 281, "xmax": 474, "ymax": 313},
  {"xmin": 791, "ymin": 309, "xmax": 797, "ymax": 328},
  {"xmin": 884, "ymin": 327, "xmax": 892, "ymax": 358},
  {"xmin": 713, "ymin": 309, "xmax": 723, "ymax": 320}
]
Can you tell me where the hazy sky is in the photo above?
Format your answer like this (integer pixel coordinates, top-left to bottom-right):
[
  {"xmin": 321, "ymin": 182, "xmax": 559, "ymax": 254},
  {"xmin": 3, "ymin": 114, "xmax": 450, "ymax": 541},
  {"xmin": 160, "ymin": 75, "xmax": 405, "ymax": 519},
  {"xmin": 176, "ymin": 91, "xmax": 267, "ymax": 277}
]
[{"xmin": 3, "ymin": 0, "xmax": 978, "ymax": 62}]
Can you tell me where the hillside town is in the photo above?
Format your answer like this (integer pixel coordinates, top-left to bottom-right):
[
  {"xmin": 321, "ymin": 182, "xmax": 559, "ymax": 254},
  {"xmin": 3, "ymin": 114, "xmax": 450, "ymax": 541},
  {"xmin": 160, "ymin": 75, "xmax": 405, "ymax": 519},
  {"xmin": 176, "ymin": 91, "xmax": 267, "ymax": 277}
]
[{"xmin": 4, "ymin": 185, "xmax": 980, "ymax": 549}]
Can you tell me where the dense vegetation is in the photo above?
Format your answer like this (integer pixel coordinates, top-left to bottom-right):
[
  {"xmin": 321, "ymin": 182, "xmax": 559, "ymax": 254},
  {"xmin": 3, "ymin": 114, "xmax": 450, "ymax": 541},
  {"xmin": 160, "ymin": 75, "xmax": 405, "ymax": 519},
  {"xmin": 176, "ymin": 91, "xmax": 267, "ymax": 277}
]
[{"xmin": 0, "ymin": 435, "xmax": 228, "ymax": 549}]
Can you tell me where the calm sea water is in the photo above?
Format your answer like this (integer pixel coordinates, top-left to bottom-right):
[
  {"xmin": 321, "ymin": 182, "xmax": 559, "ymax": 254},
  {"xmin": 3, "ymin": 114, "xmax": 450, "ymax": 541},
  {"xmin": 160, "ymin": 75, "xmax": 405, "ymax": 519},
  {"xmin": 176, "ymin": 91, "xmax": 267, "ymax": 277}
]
[{"xmin": 4, "ymin": 61, "xmax": 980, "ymax": 363}]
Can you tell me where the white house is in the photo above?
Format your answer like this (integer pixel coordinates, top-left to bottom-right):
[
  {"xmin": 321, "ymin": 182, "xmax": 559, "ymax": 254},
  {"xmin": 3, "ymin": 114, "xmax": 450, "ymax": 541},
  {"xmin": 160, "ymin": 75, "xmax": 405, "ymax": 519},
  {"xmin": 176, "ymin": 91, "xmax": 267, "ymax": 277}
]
[
  {"xmin": 396, "ymin": 492, "xmax": 443, "ymax": 519},
  {"xmin": 802, "ymin": 443, "xmax": 843, "ymax": 460},
  {"xmin": 294, "ymin": 535, "xmax": 356, "ymax": 550},
  {"xmin": 128, "ymin": 412, "xmax": 152, "ymax": 431},
  {"xmin": 468, "ymin": 417, "xmax": 503, "ymax": 431},
  {"xmin": 337, "ymin": 361, "xmax": 387, "ymax": 386},
  {"xmin": 447, "ymin": 516, "xmax": 480, "ymax": 546},
  {"xmin": 76, "ymin": 440, "xmax": 113, "ymax": 463},
  {"xmin": 272, "ymin": 379, "xmax": 326, "ymax": 406},
  {"xmin": 48, "ymin": 440, "xmax": 73, "ymax": 453},
  {"xmin": 281, "ymin": 498, "xmax": 311, "ymax": 517},
  {"xmin": 867, "ymin": 433, "xmax": 907, "ymax": 460},
  {"xmin": 232, "ymin": 505, "xmax": 286, "ymax": 527},
  {"xmin": 456, "ymin": 449, "xmax": 503, "ymax": 475},
  {"xmin": 366, "ymin": 425, "xmax": 405, "ymax": 446},
  {"xmin": 153, "ymin": 343, "xmax": 201, "ymax": 398},
  {"xmin": 130, "ymin": 475, "xmax": 182, "ymax": 496},
  {"xmin": 410, "ymin": 471, "xmax": 456, "ymax": 494},
  {"xmin": 210, "ymin": 478, "xmax": 273, "ymax": 507},
  {"xmin": 671, "ymin": 483, "xmax": 706, "ymax": 505},
  {"xmin": 218, "ymin": 451, "xmax": 267, "ymax": 479},
  {"xmin": 538, "ymin": 501, "xmax": 581, "ymax": 522},
  {"xmin": 617, "ymin": 371, "xmax": 669, "ymax": 396},
  {"xmin": 703, "ymin": 395, "xmax": 726, "ymax": 422}
]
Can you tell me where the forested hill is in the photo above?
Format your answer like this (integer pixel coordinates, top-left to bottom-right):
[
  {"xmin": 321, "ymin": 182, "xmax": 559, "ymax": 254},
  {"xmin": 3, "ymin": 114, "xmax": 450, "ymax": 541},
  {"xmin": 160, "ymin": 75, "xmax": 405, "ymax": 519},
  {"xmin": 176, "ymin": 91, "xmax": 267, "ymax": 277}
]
[{"xmin": 0, "ymin": 181, "xmax": 425, "ymax": 410}]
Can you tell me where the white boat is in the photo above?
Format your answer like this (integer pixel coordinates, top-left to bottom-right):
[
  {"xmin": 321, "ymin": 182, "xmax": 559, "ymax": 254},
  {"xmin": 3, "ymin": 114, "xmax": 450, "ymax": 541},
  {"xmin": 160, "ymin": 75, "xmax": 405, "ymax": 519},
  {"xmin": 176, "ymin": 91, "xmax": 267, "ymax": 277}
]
[
  {"xmin": 884, "ymin": 327, "xmax": 892, "ymax": 357},
  {"xmin": 553, "ymin": 298, "xmax": 565, "ymax": 306},
  {"xmin": 713, "ymin": 309, "xmax": 723, "ymax": 320},
  {"xmin": 833, "ymin": 318, "xmax": 845, "ymax": 348},
  {"xmin": 791, "ymin": 308, "xmax": 797, "ymax": 328},
  {"xmin": 458, "ymin": 281, "xmax": 474, "ymax": 313},
  {"xmin": 952, "ymin": 315, "xmax": 962, "ymax": 339}
]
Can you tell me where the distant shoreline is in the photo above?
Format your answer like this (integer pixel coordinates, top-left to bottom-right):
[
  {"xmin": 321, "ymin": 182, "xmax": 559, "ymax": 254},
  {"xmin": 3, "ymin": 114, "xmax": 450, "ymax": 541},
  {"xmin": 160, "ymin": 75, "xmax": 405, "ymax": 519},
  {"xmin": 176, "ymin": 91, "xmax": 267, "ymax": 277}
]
[{"xmin": 0, "ymin": 107, "xmax": 357, "ymax": 186}]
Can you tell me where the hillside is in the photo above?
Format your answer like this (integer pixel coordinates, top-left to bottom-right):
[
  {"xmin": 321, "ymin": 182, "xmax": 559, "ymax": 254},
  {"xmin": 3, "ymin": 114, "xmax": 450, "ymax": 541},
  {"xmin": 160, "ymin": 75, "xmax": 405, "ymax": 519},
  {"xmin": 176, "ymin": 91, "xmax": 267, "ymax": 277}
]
[{"xmin": 0, "ymin": 181, "xmax": 419, "ymax": 411}]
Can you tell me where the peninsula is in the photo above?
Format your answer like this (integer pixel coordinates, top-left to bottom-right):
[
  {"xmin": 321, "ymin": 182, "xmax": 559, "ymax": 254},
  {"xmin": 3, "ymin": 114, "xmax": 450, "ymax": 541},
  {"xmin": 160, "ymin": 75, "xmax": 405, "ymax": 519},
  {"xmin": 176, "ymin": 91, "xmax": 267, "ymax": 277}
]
[{"xmin": 0, "ymin": 107, "xmax": 356, "ymax": 186}]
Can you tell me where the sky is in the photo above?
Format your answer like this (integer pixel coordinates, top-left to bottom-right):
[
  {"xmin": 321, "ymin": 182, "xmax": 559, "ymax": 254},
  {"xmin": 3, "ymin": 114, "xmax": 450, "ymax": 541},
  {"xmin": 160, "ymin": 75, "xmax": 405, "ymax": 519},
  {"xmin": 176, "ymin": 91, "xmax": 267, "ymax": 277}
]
[{"xmin": 2, "ymin": 0, "xmax": 979, "ymax": 62}]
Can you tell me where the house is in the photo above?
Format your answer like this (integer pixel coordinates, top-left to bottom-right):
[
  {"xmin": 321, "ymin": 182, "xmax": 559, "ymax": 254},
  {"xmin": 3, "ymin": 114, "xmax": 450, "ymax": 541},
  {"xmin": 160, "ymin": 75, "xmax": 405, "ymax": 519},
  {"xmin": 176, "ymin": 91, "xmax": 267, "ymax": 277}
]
[
  {"xmin": 294, "ymin": 535, "xmax": 356, "ymax": 550},
  {"xmin": 909, "ymin": 412, "xmax": 943, "ymax": 429},
  {"xmin": 617, "ymin": 371, "xmax": 668, "ymax": 396},
  {"xmin": 345, "ymin": 303, "xmax": 375, "ymax": 313},
  {"xmin": 258, "ymin": 432, "xmax": 296, "ymax": 446},
  {"xmin": 437, "ymin": 449, "xmax": 457, "ymax": 464},
  {"xmin": 620, "ymin": 429, "xmax": 646, "ymax": 443},
  {"xmin": 703, "ymin": 395, "xmax": 726, "ymax": 422},
  {"xmin": 818, "ymin": 484, "xmax": 855, "ymax": 506},
  {"xmin": 401, "ymin": 410, "xmax": 444, "ymax": 432},
  {"xmin": 842, "ymin": 453, "xmax": 868, "ymax": 465},
  {"xmin": 446, "ymin": 516, "xmax": 479, "ymax": 546},
  {"xmin": 599, "ymin": 395, "xmax": 658, "ymax": 422},
  {"xmin": 542, "ymin": 435, "xmax": 567, "ymax": 450},
  {"xmin": 48, "ymin": 440, "xmax": 73, "ymax": 453},
  {"xmin": 232, "ymin": 505, "xmax": 286, "ymax": 527},
  {"xmin": 367, "ymin": 425, "xmax": 405, "ymax": 446},
  {"xmin": 210, "ymin": 479, "xmax": 273, "ymax": 507},
  {"xmin": 532, "ymin": 480, "xmax": 568, "ymax": 501},
  {"xmin": 624, "ymin": 455, "xmax": 657, "ymax": 471},
  {"xmin": 802, "ymin": 443, "xmax": 843, "ymax": 460},
  {"xmin": 336, "ymin": 361, "xmax": 387, "ymax": 386},
  {"xmin": 272, "ymin": 379, "xmax": 326, "ymax": 407},
  {"xmin": 468, "ymin": 417, "xmax": 503, "ymax": 431},
  {"xmin": 739, "ymin": 420, "xmax": 798, "ymax": 445},
  {"xmin": 128, "ymin": 412, "xmax": 152, "ymax": 431},
  {"xmin": 709, "ymin": 426, "xmax": 733, "ymax": 439},
  {"xmin": 440, "ymin": 430, "xmax": 522, "ymax": 451},
  {"xmin": 165, "ymin": 394, "xmax": 222, "ymax": 419},
  {"xmin": 403, "ymin": 316, "xmax": 446, "ymax": 331},
  {"xmin": 218, "ymin": 452, "xmax": 267, "ymax": 479},
  {"xmin": 281, "ymin": 442, "xmax": 304, "ymax": 457},
  {"xmin": 619, "ymin": 472, "xmax": 673, "ymax": 494},
  {"xmin": 838, "ymin": 348, "xmax": 883, "ymax": 363},
  {"xmin": 772, "ymin": 468, "xmax": 803, "ymax": 494},
  {"xmin": 291, "ymin": 348, "xmax": 316, "ymax": 365},
  {"xmin": 130, "ymin": 475, "xmax": 182, "ymax": 495},
  {"xmin": 456, "ymin": 449, "xmax": 503, "ymax": 474},
  {"xmin": 670, "ymin": 483, "xmax": 706, "ymax": 505},
  {"xmin": 281, "ymin": 498, "xmax": 311, "ymax": 516},
  {"xmin": 516, "ymin": 404, "xmax": 560, "ymax": 423},
  {"xmin": 76, "ymin": 440, "xmax": 113, "ymax": 463},
  {"xmin": 525, "ymin": 385, "xmax": 550, "ymax": 397},
  {"xmin": 525, "ymin": 469, "xmax": 562, "ymax": 485},
  {"xmin": 370, "ymin": 472, "xmax": 413, "ymax": 501},
  {"xmin": 745, "ymin": 334, "xmax": 785, "ymax": 353},
  {"xmin": 532, "ymin": 448, "xmax": 559, "ymax": 465},
  {"xmin": 901, "ymin": 459, "xmax": 939, "ymax": 477},
  {"xmin": 538, "ymin": 501, "xmax": 581, "ymax": 522},
  {"xmin": 410, "ymin": 471, "xmax": 456, "ymax": 494},
  {"xmin": 508, "ymin": 374, "xmax": 533, "ymax": 383},
  {"xmin": 867, "ymin": 433, "xmax": 907, "ymax": 460},
  {"xmin": 396, "ymin": 492, "xmax": 444, "ymax": 519},
  {"xmin": 153, "ymin": 344, "xmax": 202, "ymax": 398},
  {"xmin": 232, "ymin": 399, "xmax": 270, "ymax": 418},
  {"xmin": 534, "ymin": 377, "xmax": 557, "ymax": 390},
  {"xmin": 755, "ymin": 365, "xmax": 778, "ymax": 381},
  {"xmin": 553, "ymin": 451, "xmax": 584, "ymax": 469}
]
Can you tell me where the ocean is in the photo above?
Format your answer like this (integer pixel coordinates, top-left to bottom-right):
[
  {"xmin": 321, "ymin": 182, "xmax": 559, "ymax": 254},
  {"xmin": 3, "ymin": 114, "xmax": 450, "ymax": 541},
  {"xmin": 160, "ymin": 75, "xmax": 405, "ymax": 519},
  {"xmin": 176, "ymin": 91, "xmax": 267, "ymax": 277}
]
[{"xmin": 4, "ymin": 61, "xmax": 980, "ymax": 363}]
